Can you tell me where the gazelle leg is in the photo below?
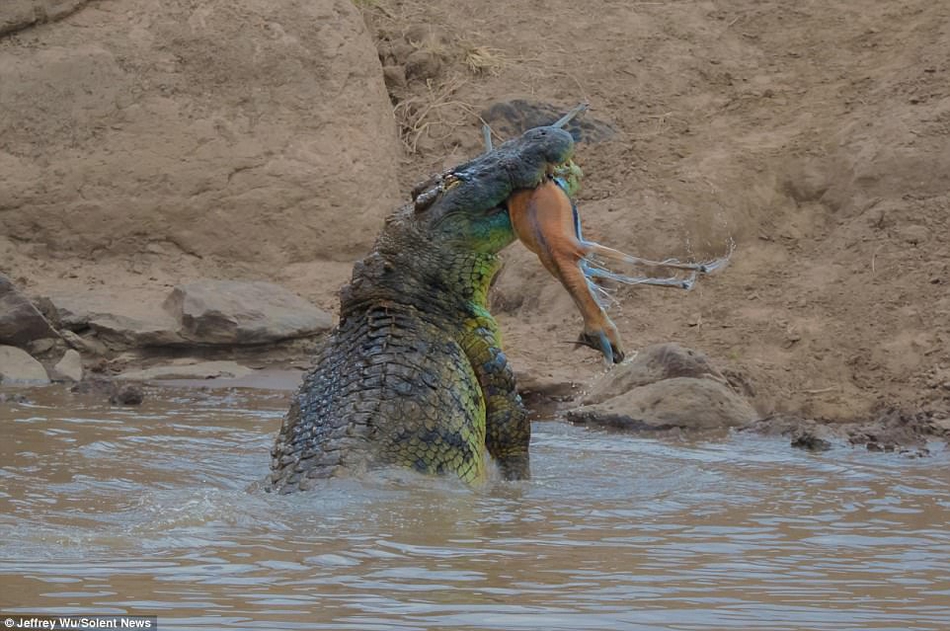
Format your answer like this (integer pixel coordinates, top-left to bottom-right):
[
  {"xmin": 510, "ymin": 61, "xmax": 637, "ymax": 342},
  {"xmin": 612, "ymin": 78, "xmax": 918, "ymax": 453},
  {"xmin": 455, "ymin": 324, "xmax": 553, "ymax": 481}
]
[{"xmin": 583, "ymin": 242, "xmax": 731, "ymax": 275}]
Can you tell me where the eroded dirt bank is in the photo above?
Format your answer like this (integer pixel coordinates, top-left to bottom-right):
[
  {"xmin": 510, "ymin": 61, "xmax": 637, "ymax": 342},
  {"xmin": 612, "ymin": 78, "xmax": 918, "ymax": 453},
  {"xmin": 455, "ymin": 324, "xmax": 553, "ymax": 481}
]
[{"xmin": 1, "ymin": 0, "xmax": 948, "ymax": 440}]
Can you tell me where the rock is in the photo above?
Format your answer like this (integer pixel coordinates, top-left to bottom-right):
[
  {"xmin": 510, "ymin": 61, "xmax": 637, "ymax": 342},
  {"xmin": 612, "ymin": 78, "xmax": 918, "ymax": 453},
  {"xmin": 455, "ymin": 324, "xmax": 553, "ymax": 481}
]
[
  {"xmin": 0, "ymin": 0, "xmax": 89, "ymax": 36},
  {"xmin": 110, "ymin": 384, "xmax": 144, "ymax": 406},
  {"xmin": 29, "ymin": 296, "xmax": 62, "ymax": 328},
  {"xmin": 28, "ymin": 337, "xmax": 58, "ymax": 355},
  {"xmin": 382, "ymin": 65, "xmax": 407, "ymax": 91},
  {"xmin": 745, "ymin": 409, "xmax": 946, "ymax": 455},
  {"xmin": 0, "ymin": 273, "xmax": 58, "ymax": 347},
  {"xmin": 567, "ymin": 377, "xmax": 758, "ymax": 431},
  {"xmin": 515, "ymin": 370, "xmax": 581, "ymax": 418},
  {"xmin": 47, "ymin": 290, "xmax": 183, "ymax": 348},
  {"xmin": 60, "ymin": 330, "xmax": 110, "ymax": 356},
  {"xmin": 583, "ymin": 343, "xmax": 726, "ymax": 404},
  {"xmin": 790, "ymin": 425, "xmax": 834, "ymax": 451},
  {"xmin": 51, "ymin": 349, "xmax": 83, "ymax": 382},
  {"xmin": 116, "ymin": 360, "xmax": 254, "ymax": 381},
  {"xmin": 164, "ymin": 280, "xmax": 332, "ymax": 345},
  {"xmin": 0, "ymin": 345, "xmax": 50, "ymax": 384},
  {"xmin": 0, "ymin": 0, "xmax": 399, "ymax": 268},
  {"xmin": 71, "ymin": 377, "xmax": 143, "ymax": 406},
  {"xmin": 0, "ymin": 392, "xmax": 30, "ymax": 404},
  {"xmin": 390, "ymin": 40, "xmax": 415, "ymax": 65},
  {"xmin": 375, "ymin": 40, "xmax": 394, "ymax": 64},
  {"xmin": 404, "ymin": 50, "xmax": 442, "ymax": 82},
  {"xmin": 70, "ymin": 377, "xmax": 112, "ymax": 395},
  {"xmin": 515, "ymin": 370, "xmax": 581, "ymax": 402},
  {"xmin": 45, "ymin": 281, "xmax": 332, "ymax": 349},
  {"xmin": 845, "ymin": 407, "xmax": 945, "ymax": 452}
]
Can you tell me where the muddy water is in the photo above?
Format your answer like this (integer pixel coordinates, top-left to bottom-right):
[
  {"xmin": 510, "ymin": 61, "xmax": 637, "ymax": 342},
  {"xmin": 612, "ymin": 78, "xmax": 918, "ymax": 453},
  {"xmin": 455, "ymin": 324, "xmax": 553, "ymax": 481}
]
[{"xmin": 1, "ymin": 387, "xmax": 948, "ymax": 631}]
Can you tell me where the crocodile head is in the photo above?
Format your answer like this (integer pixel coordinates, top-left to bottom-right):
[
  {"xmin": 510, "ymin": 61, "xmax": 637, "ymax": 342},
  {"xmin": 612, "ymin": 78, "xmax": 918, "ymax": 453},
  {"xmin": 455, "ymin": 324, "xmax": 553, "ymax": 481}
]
[{"xmin": 341, "ymin": 126, "xmax": 576, "ymax": 316}]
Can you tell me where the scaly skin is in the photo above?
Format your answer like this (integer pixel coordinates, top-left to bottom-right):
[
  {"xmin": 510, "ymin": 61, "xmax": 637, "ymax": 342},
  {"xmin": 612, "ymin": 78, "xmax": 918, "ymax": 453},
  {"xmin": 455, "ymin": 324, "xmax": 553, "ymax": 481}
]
[{"xmin": 269, "ymin": 126, "xmax": 575, "ymax": 492}]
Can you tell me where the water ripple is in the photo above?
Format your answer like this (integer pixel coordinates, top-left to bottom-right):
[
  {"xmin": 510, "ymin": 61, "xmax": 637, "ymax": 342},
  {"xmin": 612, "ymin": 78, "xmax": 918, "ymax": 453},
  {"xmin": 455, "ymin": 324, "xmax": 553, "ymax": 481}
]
[{"xmin": 1, "ymin": 387, "xmax": 948, "ymax": 630}]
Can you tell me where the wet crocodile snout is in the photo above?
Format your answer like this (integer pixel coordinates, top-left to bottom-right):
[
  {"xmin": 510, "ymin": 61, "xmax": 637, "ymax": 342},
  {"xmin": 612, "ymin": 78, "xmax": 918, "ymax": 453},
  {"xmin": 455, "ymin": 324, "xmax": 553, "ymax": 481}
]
[{"xmin": 520, "ymin": 126, "xmax": 575, "ymax": 164}]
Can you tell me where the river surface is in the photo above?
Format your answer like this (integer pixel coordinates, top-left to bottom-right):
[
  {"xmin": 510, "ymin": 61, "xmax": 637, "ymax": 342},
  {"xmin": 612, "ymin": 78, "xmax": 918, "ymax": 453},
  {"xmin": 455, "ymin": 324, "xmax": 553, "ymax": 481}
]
[{"xmin": 1, "ymin": 386, "xmax": 948, "ymax": 630}]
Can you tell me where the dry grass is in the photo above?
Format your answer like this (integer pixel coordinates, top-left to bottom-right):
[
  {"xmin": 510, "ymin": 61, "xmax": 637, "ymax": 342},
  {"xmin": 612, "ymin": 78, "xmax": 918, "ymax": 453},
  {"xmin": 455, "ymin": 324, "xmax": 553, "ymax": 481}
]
[
  {"xmin": 361, "ymin": 0, "xmax": 587, "ymax": 154},
  {"xmin": 351, "ymin": 0, "xmax": 390, "ymax": 15},
  {"xmin": 463, "ymin": 45, "xmax": 507, "ymax": 76},
  {"xmin": 392, "ymin": 76, "xmax": 484, "ymax": 154},
  {"xmin": 408, "ymin": 33, "xmax": 451, "ymax": 58},
  {"xmin": 390, "ymin": 51, "xmax": 589, "ymax": 154}
]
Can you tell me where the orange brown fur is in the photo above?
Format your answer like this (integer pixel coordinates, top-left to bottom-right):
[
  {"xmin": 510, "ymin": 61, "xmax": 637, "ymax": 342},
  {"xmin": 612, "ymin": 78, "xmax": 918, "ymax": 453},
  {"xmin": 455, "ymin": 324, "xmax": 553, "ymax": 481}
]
[{"xmin": 508, "ymin": 179, "xmax": 623, "ymax": 360}]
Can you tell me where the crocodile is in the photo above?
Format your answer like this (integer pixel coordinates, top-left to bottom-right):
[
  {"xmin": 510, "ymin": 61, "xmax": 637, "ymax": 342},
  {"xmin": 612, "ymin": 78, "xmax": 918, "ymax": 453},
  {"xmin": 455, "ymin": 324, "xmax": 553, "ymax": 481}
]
[{"xmin": 269, "ymin": 125, "xmax": 579, "ymax": 492}]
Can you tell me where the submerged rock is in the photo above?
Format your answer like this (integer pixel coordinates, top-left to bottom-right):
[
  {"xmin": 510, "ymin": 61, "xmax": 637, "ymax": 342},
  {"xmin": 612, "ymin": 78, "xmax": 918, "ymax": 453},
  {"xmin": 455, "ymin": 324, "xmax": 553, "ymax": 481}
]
[
  {"xmin": 789, "ymin": 424, "xmax": 834, "ymax": 451},
  {"xmin": 0, "ymin": 345, "xmax": 50, "ymax": 385},
  {"xmin": 744, "ymin": 408, "xmax": 947, "ymax": 456},
  {"xmin": 110, "ymin": 384, "xmax": 144, "ymax": 406},
  {"xmin": 71, "ymin": 378, "xmax": 145, "ymax": 405}
]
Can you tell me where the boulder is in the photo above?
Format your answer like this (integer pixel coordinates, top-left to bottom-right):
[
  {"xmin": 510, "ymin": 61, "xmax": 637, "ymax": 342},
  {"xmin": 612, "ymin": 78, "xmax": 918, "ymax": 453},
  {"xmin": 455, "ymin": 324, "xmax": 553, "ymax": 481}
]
[
  {"xmin": 45, "ymin": 290, "xmax": 182, "ymax": 348},
  {"xmin": 0, "ymin": 273, "xmax": 58, "ymax": 347},
  {"xmin": 568, "ymin": 377, "xmax": 758, "ymax": 431},
  {"xmin": 164, "ymin": 280, "xmax": 333, "ymax": 345},
  {"xmin": 0, "ymin": 0, "xmax": 89, "ymax": 36},
  {"xmin": 51, "ymin": 348, "xmax": 83, "ymax": 382},
  {"xmin": 44, "ymin": 280, "xmax": 331, "ymax": 349},
  {"xmin": 0, "ymin": 345, "xmax": 50, "ymax": 384},
  {"xmin": 582, "ymin": 343, "xmax": 726, "ymax": 405},
  {"xmin": 116, "ymin": 360, "xmax": 253, "ymax": 381},
  {"xmin": 0, "ymin": 0, "xmax": 399, "ymax": 268}
]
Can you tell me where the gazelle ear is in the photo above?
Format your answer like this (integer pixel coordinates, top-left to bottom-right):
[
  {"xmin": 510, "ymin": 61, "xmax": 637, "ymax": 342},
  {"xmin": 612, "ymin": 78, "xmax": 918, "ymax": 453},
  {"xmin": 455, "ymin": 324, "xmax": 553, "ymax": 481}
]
[{"xmin": 482, "ymin": 123, "xmax": 494, "ymax": 153}]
